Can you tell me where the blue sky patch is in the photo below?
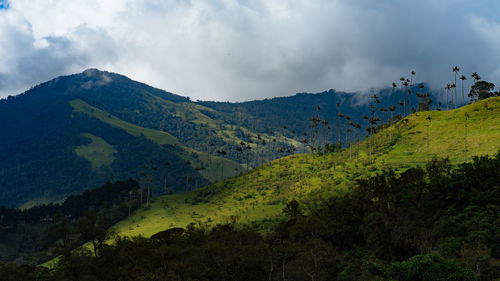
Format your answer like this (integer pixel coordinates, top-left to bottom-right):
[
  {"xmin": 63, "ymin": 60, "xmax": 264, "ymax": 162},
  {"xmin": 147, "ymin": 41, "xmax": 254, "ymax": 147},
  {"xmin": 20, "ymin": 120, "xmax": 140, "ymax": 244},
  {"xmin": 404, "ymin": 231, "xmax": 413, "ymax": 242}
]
[{"xmin": 0, "ymin": 0, "xmax": 9, "ymax": 10}]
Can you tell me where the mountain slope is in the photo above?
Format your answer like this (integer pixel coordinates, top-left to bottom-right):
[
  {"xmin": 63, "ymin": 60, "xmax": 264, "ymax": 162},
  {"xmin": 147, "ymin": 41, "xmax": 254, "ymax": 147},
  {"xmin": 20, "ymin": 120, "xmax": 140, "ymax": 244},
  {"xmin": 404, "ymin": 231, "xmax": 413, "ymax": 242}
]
[
  {"xmin": 0, "ymin": 69, "xmax": 437, "ymax": 208},
  {"xmin": 0, "ymin": 70, "xmax": 241, "ymax": 207},
  {"xmin": 110, "ymin": 97, "xmax": 500, "ymax": 238}
]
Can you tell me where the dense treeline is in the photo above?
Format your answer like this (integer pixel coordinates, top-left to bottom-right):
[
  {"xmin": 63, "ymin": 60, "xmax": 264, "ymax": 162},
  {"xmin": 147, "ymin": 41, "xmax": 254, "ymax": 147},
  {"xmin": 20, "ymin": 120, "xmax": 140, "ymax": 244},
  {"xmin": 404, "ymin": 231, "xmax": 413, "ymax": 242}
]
[
  {"xmin": 0, "ymin": 180, "xmax": 140, "ymax": 264},
  {"xmin": 3, "ymin": 151, "xmax": 498, "ymax": 280}
]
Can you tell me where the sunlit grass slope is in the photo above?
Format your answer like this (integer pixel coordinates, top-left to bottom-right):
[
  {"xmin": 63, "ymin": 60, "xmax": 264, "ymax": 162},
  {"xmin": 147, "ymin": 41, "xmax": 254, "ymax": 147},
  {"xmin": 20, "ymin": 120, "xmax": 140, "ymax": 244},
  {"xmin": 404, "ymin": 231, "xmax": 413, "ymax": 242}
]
[
  {"xmin": 70, "ymin": 99, "xmax": 241, "ymax": 181},
  {"xmin": 112, "ymin": 97, "xmax": 500, "ymax": 238},
  {"xmin": 75, "ymin": 133, "xmax": 117, "ymax": 169}
]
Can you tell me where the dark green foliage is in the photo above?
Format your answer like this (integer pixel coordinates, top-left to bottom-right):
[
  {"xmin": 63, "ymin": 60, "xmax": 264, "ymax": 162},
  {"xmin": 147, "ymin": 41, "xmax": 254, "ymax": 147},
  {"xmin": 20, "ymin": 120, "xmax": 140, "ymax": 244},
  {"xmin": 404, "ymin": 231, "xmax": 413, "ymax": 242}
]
[
  {"xmin": 0, "ymin": 180, "xmax": 139, "ymax": 264},
  {"xmin": 282, "ymin": 199, "xmax": 303, "ymax": 218},
  {"xmin": 2, "ymin": 152, "xmax": 497, "ymax": 280},
  {"xmin": 417, "ymin": 92, "xmax": 433, "ymax": 111},
  {"xmin": 0, "ymin": 262, "xmax": 53, "ymax": 281},
  {"xmin": 0, "ymin": 70, "xmax": 208, "ymax": 207},
  {"xmin": 468, "ymin": 81, "xmax": 497, "ymax": 101},
  {"xmin": 385, "ymin": 254, "xmax": 476, "ymax": 281}
]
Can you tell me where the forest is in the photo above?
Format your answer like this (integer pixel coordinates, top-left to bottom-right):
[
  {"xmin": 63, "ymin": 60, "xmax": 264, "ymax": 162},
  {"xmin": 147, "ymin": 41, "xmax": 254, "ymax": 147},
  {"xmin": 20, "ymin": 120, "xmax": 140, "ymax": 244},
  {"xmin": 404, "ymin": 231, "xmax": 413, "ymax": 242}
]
[{"xmin": 1, "ymin": 151, "xmax": 499, "ymax": 280}]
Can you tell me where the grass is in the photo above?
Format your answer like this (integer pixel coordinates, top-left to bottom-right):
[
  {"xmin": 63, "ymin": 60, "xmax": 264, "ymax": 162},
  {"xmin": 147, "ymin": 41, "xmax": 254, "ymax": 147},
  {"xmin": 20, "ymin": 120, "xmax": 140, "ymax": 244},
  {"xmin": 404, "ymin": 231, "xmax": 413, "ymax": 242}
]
[
  {"xmin": 70, "ymin": 99, "xmax": 180, "ymax": 146},
  {"xmin": 74, "ymin": 133, "xmax": 117, "ymax": 169},
  {"xmin": 70, "ymin": 99, "xmax": 241, "ymax": 181},
  {"xmin": 111, "ymin": 97, "xmax": 500, "ymax": 239},
  {"xmin": 42, "ymin": 97, "xmax": 500, "ymax": 267}
]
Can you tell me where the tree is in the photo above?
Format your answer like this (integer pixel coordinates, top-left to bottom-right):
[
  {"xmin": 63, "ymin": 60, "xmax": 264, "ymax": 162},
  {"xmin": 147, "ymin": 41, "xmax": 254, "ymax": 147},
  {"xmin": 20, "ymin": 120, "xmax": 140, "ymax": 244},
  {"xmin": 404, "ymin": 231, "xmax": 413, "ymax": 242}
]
[
  {"xmin": 451, "ymin": 83, "xmax": 457, "ymax": 109},
  {"xmin": 426, "ymin": 115, "xmax": 431, "ymax": 162},
  {"xmin": 385, "ymin": 254, "xmax": 476, "ymax": 281},
  {"xmin": 380, "ymin": 106, "xmax": 387, "ymax": 142},
  {"xmin": 446, "ymin": 83, "xmax": 451, "ymax": 119},
  {"xmin": 465, "ymin": 112, "xmax": 469, "ymax": 162},
  {"xmin": 468, "ymin": 81, "xmax": 496, "ymax": 101},
  {"xmin": 336, "ymin": 102, "xmax": 341, "ymax": 145},
  {"xmin": 389, "ymin": 105, "xmax": 396, "ymax": 142},
  {"xmin": 347, "ymin": 126, "xmax": 353, "ymax": 163},
  {"xmin": 471, "ymin": 72, "xmax": 481, "ymax": 84},
  {"xmin": 417, "ymin": 92, "xmax": 432, "ymax": 112},
  {"xmin": 236, "ymin": 143, "xmax": 244, "ymax": 174},
  {"xmin": 74, "ymin": 210, "xmax": 110, "ymax": 258},
  {"xmin": 460, "ymin": 75, "xmax": 467, "ymax": 104},
  {"xmin": 301, "ymin": 137, "xmax": 308, "ymax": 177},
  {"xmin": 282, "ymin": 199, "xmax": 303, "ymax": 218},
  {"xmin": 410, "ymin": 71, "xmax": 416, "ymax": 112},
  {"xmin": 400, "ymin": 77, "xmax": 406, "ymax": 116},
  {"xmin": 321, "ymin": 119, "xmax": 329, "ymax": 147},
  {"xmin": 216, "ymin": 150, "xmax": 227, "ymax": 178},
  {"xmin": 453, "ymin": 66, "xmax": 460, "ymax": 107}
]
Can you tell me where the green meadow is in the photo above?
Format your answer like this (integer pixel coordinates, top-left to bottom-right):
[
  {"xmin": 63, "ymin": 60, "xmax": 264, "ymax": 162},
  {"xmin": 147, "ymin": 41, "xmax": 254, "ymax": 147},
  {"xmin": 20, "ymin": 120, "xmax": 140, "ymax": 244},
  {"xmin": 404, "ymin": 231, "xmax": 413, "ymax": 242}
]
[{"xmin": 111, "ymin": 97, "xmax": 500, "ymax": 238}]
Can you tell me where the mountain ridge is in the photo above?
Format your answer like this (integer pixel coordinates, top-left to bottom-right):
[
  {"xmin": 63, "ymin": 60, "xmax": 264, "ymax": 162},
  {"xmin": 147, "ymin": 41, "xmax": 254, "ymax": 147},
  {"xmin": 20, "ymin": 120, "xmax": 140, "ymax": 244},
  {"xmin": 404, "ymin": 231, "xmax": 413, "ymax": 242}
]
[{"xmin": 0, "ymin": 69, "xmax": 437, "ymax": 207}]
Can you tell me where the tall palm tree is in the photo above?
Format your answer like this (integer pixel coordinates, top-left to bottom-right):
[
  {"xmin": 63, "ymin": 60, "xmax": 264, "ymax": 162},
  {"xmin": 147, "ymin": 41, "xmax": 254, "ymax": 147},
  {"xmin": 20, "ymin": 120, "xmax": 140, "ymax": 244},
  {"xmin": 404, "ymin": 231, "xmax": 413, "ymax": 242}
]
[
  {"xmin": 400, "ymin": 77, "xmax": 406, "ymax": 115},
  {"xmin": 337, "ymin": 112, "xmax": 344, "ymax": 148},
  {"xmin": 368, "ymin": 94, "xmax": 379, "ymax": 163},
  {"xmin": 301, "ymin": 137, "xmax": 308, "ymax": 177},
  {"xmin": 216, "ymin": 150, "xmax": 226, "ymax": 178},
  {"xmin": 336, "ymin": 102, "xmax": 340, "ymax": 145},
  {"xmin": 453, "ymin": 66, "xmax": 460, "ymax": 108},
  {"xmin": 184, "ymin": 161, "xmax": 191, "ymax": 192},
  {"xmin": 277, "ymin": 146, "xmax": 284, "ymax": 178},
  {"xmin": 465, "ymin": 112, "xmax": 469, "ymax": 162},
  {"xmin": 410, "ymin": 71, "xmax": 415, "ymax": 111},
  {"xmin": 347, "ymin": 127, "xmax": 353, "ymax": 163},
  {"xmin": 403, "ymin": 80, "xmax": 409, "ymax": 115},
  {"xmin": 471, "ymin": 72, "xmax": 481, "ymax": 83},
  {"xmin": 260, "ymin": 139, "xmax": 266, "ymax": 167},
  {"xmin": 460, "ymin": 75, "xmax": 467, "ymax": 105},
  {"xmin": 380, "ymin": 106, "xmax": 388, "ymax": 142},
  {"xmin": 446, "ymin": 83, "xmax": 451, "ymax": 119},
  {"xmin": 209, "ymin": 142, "xmax": 215, "ymax": 164},
  {"xmin": 344, "ymin": 115, "xmax": 351, "ymax": 151},
  {"xmin": 391, "ymin": 81, "xmax": 397, "ymax": 117},
  {"xmin": 407, "ymin": 89, "xmax": 413, "ymax": 114},
  {"xmin": 237, "ymin": 142, "xmax": 245, "ymax": 174},
  {"xmin": 389, "ymin": 105, "xmax": 395, "ymax": 142},
  {"xmin": 451, "ymin": 83, "xmax": 457, "ymax": 109},
  {"xmin": 322, "ymin": 119, "xmax": 329, "ymax": 148},
  {"xmin": 362, "ymin": 115, "xmax": 369, "ymax": 139},
  {"xmin": 368, "ymin": 116, "xmax": 380, "ymax": 163},
  {"xmin": 426, "ymin": 115, "xmax": 431, "ymax": 162},
  {"xmin": 246, "ymin": 144, "xmax": 252, "ymax": 188},
  {"xmin": 355, "ymin": 123, "xmax": 362, "ymax": 160},
  {"xmin": 418, "ymin": 84, "xmax": 425, "ymax": 111}
]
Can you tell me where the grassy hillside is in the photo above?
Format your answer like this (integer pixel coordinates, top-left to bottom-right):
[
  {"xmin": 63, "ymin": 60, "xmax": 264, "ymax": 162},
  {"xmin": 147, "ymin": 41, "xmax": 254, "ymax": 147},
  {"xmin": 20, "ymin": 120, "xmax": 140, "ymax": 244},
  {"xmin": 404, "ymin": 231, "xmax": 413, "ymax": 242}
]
[
  {"xmin": 70, "ymin": 99, "xmax": 241, "ymax": 183},
  {"xmin": 75, "ymin": 133, "xmax": 117, "ymax": 169},
  {"xmin": 111, "ymin": 97, "xmax": 500, "ymax": 238},
  {"xmin": 0, "ymin": 69, "xmax": 301, "ymax": 207}
]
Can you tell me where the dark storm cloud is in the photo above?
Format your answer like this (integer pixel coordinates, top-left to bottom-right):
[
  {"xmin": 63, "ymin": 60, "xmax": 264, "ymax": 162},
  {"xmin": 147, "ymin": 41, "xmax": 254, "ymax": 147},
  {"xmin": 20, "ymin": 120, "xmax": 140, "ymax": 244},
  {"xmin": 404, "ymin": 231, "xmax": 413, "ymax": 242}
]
[
  {"xmin": 1, "ymin": 0, "xmax": 499, "ymax": 101},
  {"xmin": 0, "ymin": 11, "xmax": 117, "ymax": 97}
]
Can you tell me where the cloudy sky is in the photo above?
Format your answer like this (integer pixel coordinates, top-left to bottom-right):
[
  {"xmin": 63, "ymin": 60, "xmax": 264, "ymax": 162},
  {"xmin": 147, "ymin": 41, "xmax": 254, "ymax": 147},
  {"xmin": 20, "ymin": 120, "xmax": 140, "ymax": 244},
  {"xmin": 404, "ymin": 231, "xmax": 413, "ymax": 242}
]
[{"xmin": 0, "ymin": 0, "xmax": 499, "ymax": 101}]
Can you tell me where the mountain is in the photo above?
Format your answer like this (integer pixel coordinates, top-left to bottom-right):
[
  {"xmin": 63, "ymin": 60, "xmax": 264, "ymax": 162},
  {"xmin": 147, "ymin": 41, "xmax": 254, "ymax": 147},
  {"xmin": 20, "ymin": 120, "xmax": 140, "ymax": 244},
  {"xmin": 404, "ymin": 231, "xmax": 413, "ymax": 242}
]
[
  {"xmin": 110, "ymin": 96, "xmax": 500, "ymax": 238},
  {"xmin": 0, "ymin": 69, "xmax": 431, "ymax": 208},
  {"xmin": 0, "ymin": 69, "xmax": 241, "ymax": 208}
]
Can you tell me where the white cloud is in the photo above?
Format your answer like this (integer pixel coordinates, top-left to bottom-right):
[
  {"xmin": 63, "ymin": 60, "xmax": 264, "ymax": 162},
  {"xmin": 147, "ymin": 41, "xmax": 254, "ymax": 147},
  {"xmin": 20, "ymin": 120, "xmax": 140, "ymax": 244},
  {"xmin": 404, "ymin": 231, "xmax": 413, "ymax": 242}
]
[{"xmin": 1, "ymin": 0, "xmax": 499, "ymax": 101}]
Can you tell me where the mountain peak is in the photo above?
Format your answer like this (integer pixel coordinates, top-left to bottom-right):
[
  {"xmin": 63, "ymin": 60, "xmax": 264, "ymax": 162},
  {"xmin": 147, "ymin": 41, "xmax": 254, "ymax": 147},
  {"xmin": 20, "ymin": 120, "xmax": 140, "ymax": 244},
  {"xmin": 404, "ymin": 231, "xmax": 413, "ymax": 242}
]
[
  {"xmin": 79, "ymin": 68, "xmax": 114, "ymax": 89},
  {"xmin": 82, "ymin": 68, "xmax": 104, "ymax": 77}
]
